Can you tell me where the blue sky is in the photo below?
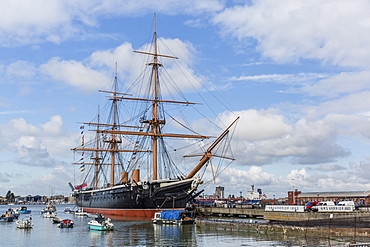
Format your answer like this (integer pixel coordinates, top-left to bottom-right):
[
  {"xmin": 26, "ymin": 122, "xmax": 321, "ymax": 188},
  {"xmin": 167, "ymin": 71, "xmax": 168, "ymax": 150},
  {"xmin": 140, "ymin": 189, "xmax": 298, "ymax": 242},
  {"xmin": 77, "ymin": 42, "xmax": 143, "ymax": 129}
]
[{"xmin": 1, "ymin": 0, "xmax": 370, "ymax": 199}]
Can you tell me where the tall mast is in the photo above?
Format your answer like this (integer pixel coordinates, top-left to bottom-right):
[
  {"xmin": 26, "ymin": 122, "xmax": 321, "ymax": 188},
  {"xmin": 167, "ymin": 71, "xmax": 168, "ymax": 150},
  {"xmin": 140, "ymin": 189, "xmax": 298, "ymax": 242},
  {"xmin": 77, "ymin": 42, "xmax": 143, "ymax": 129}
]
[
  {"xmin": 152, "ymin": 13, "xmax": 159, "ymax": 180},
  {"xmin": 110, "ymin": 62, "xmax": 119, "ymax": 186},
  {"xmin": 92, "ymin": 108, "xmax": 101, "ymax": 189}
]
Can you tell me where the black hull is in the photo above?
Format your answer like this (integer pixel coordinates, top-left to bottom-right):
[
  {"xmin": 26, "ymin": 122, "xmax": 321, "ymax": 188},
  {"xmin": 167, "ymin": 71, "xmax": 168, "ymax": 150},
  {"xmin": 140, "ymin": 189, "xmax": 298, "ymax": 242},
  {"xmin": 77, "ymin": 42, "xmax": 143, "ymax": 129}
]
[{"xmin": 74, "ymin": 179, "xmax": 196, "ymax": 215}]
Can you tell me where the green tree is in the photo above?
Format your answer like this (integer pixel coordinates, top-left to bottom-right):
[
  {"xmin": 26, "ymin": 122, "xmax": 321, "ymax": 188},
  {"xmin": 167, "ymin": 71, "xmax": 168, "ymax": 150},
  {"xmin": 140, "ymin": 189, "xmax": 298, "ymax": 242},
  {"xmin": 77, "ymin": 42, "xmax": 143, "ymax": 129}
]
[{"xmin": 5, "ymin": 190, "xmax": 15, "ymax": 202}]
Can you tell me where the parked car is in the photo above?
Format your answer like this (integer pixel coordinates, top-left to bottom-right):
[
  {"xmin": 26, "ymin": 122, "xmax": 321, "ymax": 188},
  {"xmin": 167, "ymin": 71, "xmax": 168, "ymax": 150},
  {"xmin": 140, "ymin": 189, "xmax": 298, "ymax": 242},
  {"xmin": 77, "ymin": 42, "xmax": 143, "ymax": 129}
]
[
  {"xmin": 304, "ymin": 201, "xmax": 320, "ymax": 211},
  {"xmin": 311, "ymin": 201, "xmax": 335, "ymax": 212},
  {"xmin": 336, "ymin": 201, "xmax": 355, "ymax": 206},
  {"xmin": 337, "ymin": 201, "xmax": 356, "ymax": 210}
]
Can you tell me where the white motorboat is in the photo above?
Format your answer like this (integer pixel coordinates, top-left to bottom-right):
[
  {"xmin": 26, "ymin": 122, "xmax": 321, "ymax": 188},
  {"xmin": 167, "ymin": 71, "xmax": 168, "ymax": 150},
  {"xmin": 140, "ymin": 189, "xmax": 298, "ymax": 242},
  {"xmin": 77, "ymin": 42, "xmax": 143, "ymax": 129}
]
[
  {"xmin": 88, "ymin": 214, "xmax": 114, "ymax": 231},
  {"xmin": 43, "ymin": 211, "xmax": 56, "ymax": 218},
  {"xmin": 16, "ymin": 217, "xmax": 33, "ymax": 229}
]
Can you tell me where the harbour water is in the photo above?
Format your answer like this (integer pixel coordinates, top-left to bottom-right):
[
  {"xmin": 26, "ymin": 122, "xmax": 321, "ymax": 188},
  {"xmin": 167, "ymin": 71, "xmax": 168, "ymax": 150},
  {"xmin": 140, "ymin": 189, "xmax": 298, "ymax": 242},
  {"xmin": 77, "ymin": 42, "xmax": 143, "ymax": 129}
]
[{"xmin": 1, "ymin": 204, "xmax": 369, "ymax": 246}]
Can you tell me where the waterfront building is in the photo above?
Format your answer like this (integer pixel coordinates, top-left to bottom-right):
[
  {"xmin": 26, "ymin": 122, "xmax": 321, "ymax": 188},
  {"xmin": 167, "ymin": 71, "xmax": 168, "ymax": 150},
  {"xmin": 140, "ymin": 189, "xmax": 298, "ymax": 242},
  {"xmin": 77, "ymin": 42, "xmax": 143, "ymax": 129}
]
[
  {"xmin": 215, "ymin": 186, "xmax": 225, "ymax": 199},
  {"xmin": 288, "ymin": 190, "xmax": 370, "ymax": 205}
]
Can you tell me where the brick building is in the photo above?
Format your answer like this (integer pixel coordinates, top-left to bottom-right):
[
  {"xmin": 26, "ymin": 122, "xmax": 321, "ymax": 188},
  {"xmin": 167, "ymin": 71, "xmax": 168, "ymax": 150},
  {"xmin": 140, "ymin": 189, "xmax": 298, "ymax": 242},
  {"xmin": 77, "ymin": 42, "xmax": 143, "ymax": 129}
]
[{"xmin": 288, "ymin": 190, "xmax": 370, "ymax": 205}]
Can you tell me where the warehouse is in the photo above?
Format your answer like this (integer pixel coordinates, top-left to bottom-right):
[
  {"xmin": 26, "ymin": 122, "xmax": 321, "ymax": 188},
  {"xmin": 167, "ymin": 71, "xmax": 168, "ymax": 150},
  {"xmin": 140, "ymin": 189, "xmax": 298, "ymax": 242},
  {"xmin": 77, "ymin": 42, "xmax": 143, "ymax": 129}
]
[{"xmin": 288, "ymin": 190, "xmax": 370, "ymax": 205}]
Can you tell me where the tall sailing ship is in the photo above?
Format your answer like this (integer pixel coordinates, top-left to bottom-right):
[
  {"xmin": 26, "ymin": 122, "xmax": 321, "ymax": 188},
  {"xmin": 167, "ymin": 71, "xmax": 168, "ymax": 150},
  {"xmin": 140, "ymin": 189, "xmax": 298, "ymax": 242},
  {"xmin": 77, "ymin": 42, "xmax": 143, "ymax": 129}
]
[{"xmin": 69, "ymin": 15, "xmax": 239, "ymax": 217}]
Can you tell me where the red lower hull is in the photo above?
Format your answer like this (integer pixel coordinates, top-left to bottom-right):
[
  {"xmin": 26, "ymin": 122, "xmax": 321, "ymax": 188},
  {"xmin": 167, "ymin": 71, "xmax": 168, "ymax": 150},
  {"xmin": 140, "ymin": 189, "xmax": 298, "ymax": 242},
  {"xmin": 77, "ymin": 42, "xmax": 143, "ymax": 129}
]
[{"xmin": 82, "ymin": 207, "xmax": 183, "ymax": 219}]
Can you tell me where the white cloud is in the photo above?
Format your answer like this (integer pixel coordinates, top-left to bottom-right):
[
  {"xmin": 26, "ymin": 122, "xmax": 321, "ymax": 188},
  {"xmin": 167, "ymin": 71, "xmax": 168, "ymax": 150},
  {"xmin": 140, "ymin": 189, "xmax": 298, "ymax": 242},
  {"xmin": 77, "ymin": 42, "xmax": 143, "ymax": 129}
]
[
  {"xmin": 10, "ymin": 165, "xmax": 73, "ymax": 195},
  {"xmin": 40, "ymin": 57, "xmax": 110, "ymax": 92},
  {"xmin": 304, "ymin": 91, "xmax": 370, "ymax": 120},
  {"xmin": 46, "ymin": 38, "xmax": 203, "ymax": 94},
  {"xmin": 318, "ymin": 164, "xmax": 346, "ymax": 172},
  {"xmin": 228, "ymin": 110, "xmax": 352, "ymax": 166},
  {"xmin": 0, "ymin": 0, "xmax": 226, "ymax": 47},
  {"xmin": 90, "ymin": 42, "xmax": 134, "ymax": 69},
  {"xmin": 86, "ymin": 0, "xmax": 225, "ymax": 16},
  {"xmin": 207, "ymin": 166, "xmax": 275, "ymax": 195},
  {"xmin": 11, "ymin": 118, "xmax": 40, "ymax": 135},
  {"xmin": 301, "ymin": 70, "xmax": 370, "ymax": 98},
  {"xmin": 0, "ymin": 0, "xmax": 78, "ymax": 46},
  {"xmin": 1, "ymin": 115, "xmax": 78, "ymax": 163},
  {"xmin": 227, "ymin": 109, "xmax": 292, "ymax": 141},
  {"xmin": 6, "ymin": 61, "xmax": 37, "ymax": 79},
  {"xmin": 213, "ymin": 0, "xmax": 370, "ymax": 68},
  {"xmin": 41, "ymin": 115, "xmax": 64, "ymax": 136}
]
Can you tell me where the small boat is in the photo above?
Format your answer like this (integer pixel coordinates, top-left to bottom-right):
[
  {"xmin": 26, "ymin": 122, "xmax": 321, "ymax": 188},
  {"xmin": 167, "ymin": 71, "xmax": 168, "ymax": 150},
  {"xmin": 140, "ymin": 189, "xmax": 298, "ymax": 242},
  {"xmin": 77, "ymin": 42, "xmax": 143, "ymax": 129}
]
[
  {"xmin": 58, "ymin": 219, "xmax": 74, "ymax": 228},
  {"xmin": 6, "ymin": 208, "xmax": 20, "ymax": 219},
  {"xmin": 64, "ymin": 207, "xmax": 73, "ymax": 214},
  {"xmin": 0, "ymin": 213, "xmax": 15, "ymax": 222},
  {"xmin": 41, "ymin": 204, "xmax": 56, "ymax": 214},
  {"xmin": 74, "ymin": 208, "xmax": 87, "ymax": 217},
  {"xmin": 43, "ymin": 211, "xmax": 56, "ymax": 218},
  {"xmin": 16, "ymin": 217, "xmax": 33, "ymax": 229},
  {"xmin": 53, "ymin": 216, "xmax": 63, "ymax": 224},
  {"xmin": 88, "ymin": 214, "xmax": 114, "ymax": 231},
  {"xmin": 152, "ymin": 210, "xmax": 195, "ymax": 225},
  {"xmin": 18, "ymin": 206, "xmax": 31, "ymax": 214}
]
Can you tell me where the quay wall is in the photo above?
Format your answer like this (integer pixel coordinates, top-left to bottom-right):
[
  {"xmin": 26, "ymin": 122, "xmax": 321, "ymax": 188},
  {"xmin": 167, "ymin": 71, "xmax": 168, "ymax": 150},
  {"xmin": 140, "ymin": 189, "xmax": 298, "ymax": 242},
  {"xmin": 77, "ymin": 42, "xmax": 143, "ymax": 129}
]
[
  {"xmin": 197, "ymin": 219, "xmax": 370, "ymax": 238},
  {"xmin": 197, "ymin": 207, "xmax": 370, "ymax": 238},
  {"xmin": 197, "ymin": 206, "xmax": 370, "ymax": 222}
]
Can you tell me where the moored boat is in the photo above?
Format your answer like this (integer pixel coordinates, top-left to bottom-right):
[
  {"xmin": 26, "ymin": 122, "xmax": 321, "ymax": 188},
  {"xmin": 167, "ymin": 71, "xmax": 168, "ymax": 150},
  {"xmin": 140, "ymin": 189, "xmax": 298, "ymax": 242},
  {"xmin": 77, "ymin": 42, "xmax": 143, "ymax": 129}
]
[
  {"xmin": 16, "ymin": 217, "xmax": 33, "ymax": 229},
  {"xmin": 6, "ymin": 208, "xmax": 20, "ymax": 219},
  {"xmin": 74, "ymin": 208, "xmax": 87, "ymax": 217},
  {"xmin": 88, "ymin": 214, "xmax": 114, "ymax": 231},
  {"xmin": 0, "ymin": 213, "xmax": 14, "ymax": 222},
  {"xmin": 152, "ymin": 210, "xmax": 195, "ymax": 225},
  {"xmin": 64, "ymin": 207, "xmax": 73, "ymax": 214},
  {"xmin": 69, "ymin": 14, "xmax": 238, "ymax": 217},
  {"xmin": 41, "ymin": 204, "xmax": 56, "ymax": 214},
  {"xmin": 43, "ymin": 211, "xmax": 56, "ymax": 218},
  {"xmin": 53, "ymin": 216, "xmax": 63, "ymax": 224},
  {"xmin": 58, "ymin": 219, "xmax": 74, "ymax": 228},
  {"xmin": 18, "ymin": 206, "xmax": 31, "ymax": 214}
]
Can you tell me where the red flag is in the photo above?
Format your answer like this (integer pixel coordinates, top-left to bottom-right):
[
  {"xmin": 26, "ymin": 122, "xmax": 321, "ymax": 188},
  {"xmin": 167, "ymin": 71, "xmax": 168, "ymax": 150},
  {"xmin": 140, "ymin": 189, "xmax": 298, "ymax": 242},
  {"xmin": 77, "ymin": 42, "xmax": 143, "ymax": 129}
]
[{"xmin": 75, "ymin": 183, "xmax": 88, "ymax": 190}]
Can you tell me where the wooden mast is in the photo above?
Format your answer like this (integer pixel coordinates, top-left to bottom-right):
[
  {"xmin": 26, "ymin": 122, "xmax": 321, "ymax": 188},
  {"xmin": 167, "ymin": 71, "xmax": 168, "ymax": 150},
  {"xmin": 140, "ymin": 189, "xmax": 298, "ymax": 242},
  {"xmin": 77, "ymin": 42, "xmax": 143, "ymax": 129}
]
[
  {"xmin": 133, "ymin": 14, "xmax": 178, "ymax": 180},
  {"xmin": 92, "ymin": 109, "xmax": 101, "ymax": 189},
  {"xmin": 152, "ymin": 13, "xmax": 159, "ymax": 180},
  {"xmin": 185, "ymin": 117, "xmax": 239, "ymax": 179},
  {"xmin": 110, "ymin": 62, "xmax": 119, "ymax": 187}
]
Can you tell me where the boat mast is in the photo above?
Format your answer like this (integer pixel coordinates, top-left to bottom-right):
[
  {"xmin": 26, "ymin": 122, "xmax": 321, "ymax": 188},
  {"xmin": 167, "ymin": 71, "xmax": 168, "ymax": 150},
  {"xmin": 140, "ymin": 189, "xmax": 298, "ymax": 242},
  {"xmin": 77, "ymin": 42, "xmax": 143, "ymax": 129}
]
[
  {"xmin": 91, "ymin": 108, "xmax": 101, "ymax": 189},
  {"xmin": 132, "ymin": 14, "xmax": 215, "ymax": 181},
  {"xmin": 110, "ymin": 62, "xmax": 119, "ymax": 186},
  {"xmin": 152, "ymin": 14, "xmax": 159, "ymax": 180}
]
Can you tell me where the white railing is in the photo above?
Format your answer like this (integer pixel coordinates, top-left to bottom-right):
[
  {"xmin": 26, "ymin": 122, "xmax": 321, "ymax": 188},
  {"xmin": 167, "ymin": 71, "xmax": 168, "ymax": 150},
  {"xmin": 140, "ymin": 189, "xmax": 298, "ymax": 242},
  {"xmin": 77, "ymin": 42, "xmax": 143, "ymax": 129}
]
[
  {"xmin": 265, "ymin": 205, "xmax": 305, "ymax": 212},
  {"xmin": 318, "ymin": 205, "xmax": 354, "ymax": 212}
]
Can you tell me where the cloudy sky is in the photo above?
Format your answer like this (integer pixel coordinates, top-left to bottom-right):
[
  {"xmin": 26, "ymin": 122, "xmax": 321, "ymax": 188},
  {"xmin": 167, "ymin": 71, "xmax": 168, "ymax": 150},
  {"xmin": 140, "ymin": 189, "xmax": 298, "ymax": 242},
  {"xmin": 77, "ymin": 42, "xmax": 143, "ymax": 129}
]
[{"xmin": 1, "ymin": 0, "xmax": 370, "ymax": 199}]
